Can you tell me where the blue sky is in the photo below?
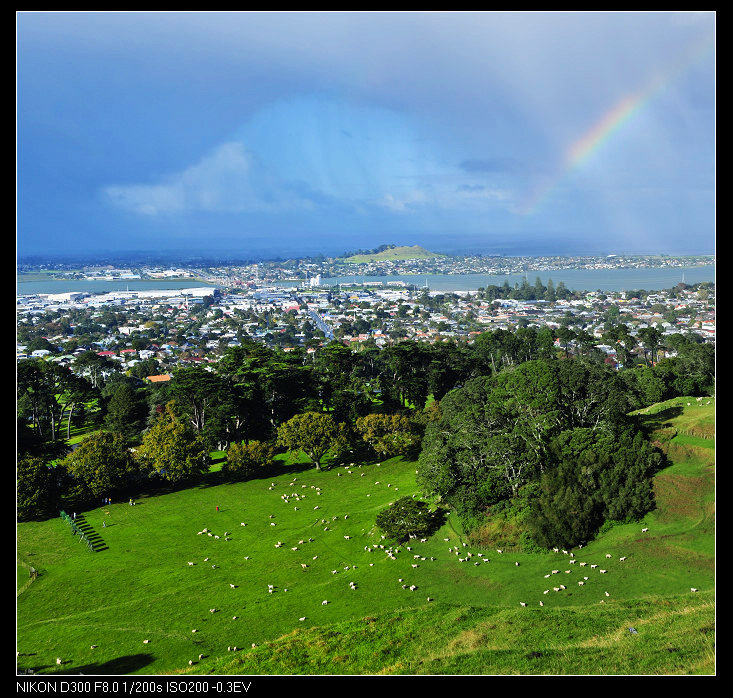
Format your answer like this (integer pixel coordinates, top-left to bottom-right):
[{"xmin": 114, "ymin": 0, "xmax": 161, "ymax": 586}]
[{"xmin": 17, "ymin": 11, "xmax": 715, "ymax": 260}]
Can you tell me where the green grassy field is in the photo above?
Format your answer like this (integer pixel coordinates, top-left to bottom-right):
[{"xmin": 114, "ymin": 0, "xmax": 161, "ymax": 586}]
[{"xmin": 17, "ymin": 399, "xmax": 715, "ymax": 675}]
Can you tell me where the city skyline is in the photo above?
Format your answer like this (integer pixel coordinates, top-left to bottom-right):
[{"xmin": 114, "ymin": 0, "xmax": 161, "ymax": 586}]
[{"xmin": 17, "ymin": 11, "xmax": 715, "ymax": 260}]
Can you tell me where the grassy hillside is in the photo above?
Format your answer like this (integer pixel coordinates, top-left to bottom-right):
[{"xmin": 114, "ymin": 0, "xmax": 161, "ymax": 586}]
[
  {"xmin": 17, "ymin": 399, "xmax": 715, "ymax": 676},
  {"xmin": 342, "ymin": 245, "xmax": 445, "ymax": 263}
]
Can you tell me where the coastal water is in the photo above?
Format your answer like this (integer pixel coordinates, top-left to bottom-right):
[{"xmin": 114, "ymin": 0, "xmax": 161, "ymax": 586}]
[
  {"xmin": 317, "ymin": 265, "xmax": 715, "ymax": 293},
  {"xmin": 16, "ymin": 279, "xmax": 217, "ymax": 295},
  {"xmin": 17, "ymin": 265, "xmax": 714, "ymax": 295}
]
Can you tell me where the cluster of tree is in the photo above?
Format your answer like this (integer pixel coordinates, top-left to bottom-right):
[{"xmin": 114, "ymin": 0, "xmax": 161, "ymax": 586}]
[
  {"xmin": 17, "ymin": 324, "xmax": 713, "ymax": 524},
  {"xmin": 417, "ymin": 358, "xmax": 665, "ymax": 548},
  {"xmin": 477, "ymin": 277, "xmax": 573, "ymax": 302}
]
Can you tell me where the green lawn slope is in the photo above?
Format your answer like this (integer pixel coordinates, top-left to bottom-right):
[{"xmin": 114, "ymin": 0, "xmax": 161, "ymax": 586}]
[{"xmin": 17, "ymin": 399, "xmax": 715, "ymax": 675}]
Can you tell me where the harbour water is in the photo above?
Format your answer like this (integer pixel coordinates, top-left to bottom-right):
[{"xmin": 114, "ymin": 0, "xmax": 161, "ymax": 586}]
[
  {"xmin": 17, "ymin": 265, "xmax": 714, "ymax": 296},
  {"xmin": 312, "ymin": 265, "xmax": 715, "ymax": 293}
]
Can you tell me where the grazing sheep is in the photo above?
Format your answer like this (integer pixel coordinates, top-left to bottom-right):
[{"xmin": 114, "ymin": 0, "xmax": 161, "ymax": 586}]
[
  {"xmin": 599, "ymin": 569, "xmax": 607, "ymax": 574},
  {"xmin": 691, "ymin": 588, "xmax": 698, "ymax": 592},
  {"xmin": 605, "ymin": 554, "xmax": 612, "ymax": 558},
  {"xmin": 56, "ymin": 657, "xmax": 62, "ymax": 665},
  {"xmin": 301, "ymin": 563, "xmax": 308, "ymax": 569},
  {"xmin": 497, "ymin": 549, "xmax": 503, "ymax": 554},
  {"xmin": 605, "ymin": 592, "xmax": 610, "ymax": 597},
  {"xmin": 591, "ymin": 564, "xmax": 598, "ymax": 569},
  {"xmin": 619, "ymin": 556, "xmax": 627, "ymax": 561},
  {"xmin": 552, "ymin": 570, "xmax": 559, "ymax": 574},
  {"xmin": 559, "ymin": 584, "xmax": 566, "ymax": 590},
  {"xmin": 552, "ymin": 547, "xmax": 559, "ymax": 553},
  {"xmin": 188, "ymin": 660, "xmax": 194, "ymax": 666},
  {"xmin": 520, "ymin": 602, "xmax": 526, "ymax": 607},
  {"xmin": 642, "ymin": 527, "xmax": 649, "ymax": 533},
  {"xmin": 578, "ymin": 581, "xmax": 585, "ymax": 586},
  {"xmin": 515, "ymin": 562, "xmax": 520, "ymax": 566},
  {"xmin": 322, "ymin": 600, "xmax": 328, "ymax": 605},
  {"xmin": 192, "ymin": 629, "xmax": 197, "ymax": 633},
  {"xmin": 188, "ymin": 562, "xmax": 194, "ymax": 566},
  {"xmin": 143, "ymin": 639, "xmax": 150, "ymax": 644},
  {"xmin": 539, "ymin": 601, "xmax": 544, "ymax": 606},
  {"xmin": 299, "ymin": 617, "xmax": 306, "ymax": 621},
  {"xmin": 553, "ymin": 587, "xmax": 560, "ymax": 592},
  {"xmin": 579, "ymin": 562, "xmax": 587, "ymax": 567},
  {"xmin": 544, "ymin": 574, "xmax": 551, "ymax": 578}
]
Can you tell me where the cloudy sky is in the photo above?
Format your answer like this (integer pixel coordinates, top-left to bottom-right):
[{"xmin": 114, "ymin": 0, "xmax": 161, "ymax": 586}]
[{"xmin": 17, "ymin": 11, "xmax": 715, "ymax": 259}]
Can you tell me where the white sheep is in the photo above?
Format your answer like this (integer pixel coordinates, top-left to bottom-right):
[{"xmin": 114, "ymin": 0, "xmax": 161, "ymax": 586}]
[
  {"xmin": 691, "ymin": 588, "xmax": 699, "ymax": 592},
  {"xmin": 188, "ymin": 562, "xmax": 194, "ymax": 566},
  {"xmin": 56, "ymin": 657, "xmax": 62, "ymax": 665},
  {"xmin": 591, "ymin": 564, "xmax": 598, "ymax": 569},
  {"xmin": 520, "ymin": 602, "xmax": 526, "ymax": 607},
  {"xmin": 578, "ymin": 581, "xmax": 585, "ymax": 586},
  {"xmin": 322, "ymin": 600, "xmax": 328, "ymax": 605},
  {"xmin": 642, "ymin": 527, "xmax": 649, "ymax": 533},
  {"xmin": 619, "ymin": 556, "xmax": 627, "ymax": 561},
  {"xmin": 599, "ymin": 569, "xmax": 607, "ymax": 574},
  {"xmin": 605, "ymin": 554, "xmax": 612, "ymax": 558},
  {"xmin": 515, "ymin": 562, "xmax": 520, "ymax": 566}
]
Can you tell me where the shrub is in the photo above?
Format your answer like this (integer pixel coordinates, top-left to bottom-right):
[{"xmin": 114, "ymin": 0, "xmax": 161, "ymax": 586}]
[
  {"xmin": 375, "ymin": 496, "xmax": 446, "ymax": 542},
  {"xmin": 222, "ymin": 440, "xmax": 275, "ymax": 479}
]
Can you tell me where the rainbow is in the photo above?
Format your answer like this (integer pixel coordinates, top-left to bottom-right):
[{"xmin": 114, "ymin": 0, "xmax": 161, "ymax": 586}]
[{"xmin": 518, "ymin": 30, "xmax": 714, "ymax": 216}]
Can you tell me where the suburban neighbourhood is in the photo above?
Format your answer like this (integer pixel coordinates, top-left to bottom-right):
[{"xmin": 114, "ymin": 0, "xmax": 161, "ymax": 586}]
[{"xmin": 17, "ymin": 264, "xmax": 715, "ymax": 376}]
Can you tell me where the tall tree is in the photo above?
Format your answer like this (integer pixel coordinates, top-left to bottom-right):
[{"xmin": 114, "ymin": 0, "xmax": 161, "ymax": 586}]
[
  {"xmin": 276, "ymin": 411, "xmax": 339, "ymax": 470},
  {"xmin": 136, "ymin": 402, "xmax": 211, "ymax": 483},
  {"xmin": 62, "ymin": 430, "xmax": 137, "ymax": 498}
]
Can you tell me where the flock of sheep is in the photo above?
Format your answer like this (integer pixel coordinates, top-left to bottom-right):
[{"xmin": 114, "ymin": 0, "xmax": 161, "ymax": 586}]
[{"xmin": 51, "ymin": 456, "xmax": 703, "ymax": 670}]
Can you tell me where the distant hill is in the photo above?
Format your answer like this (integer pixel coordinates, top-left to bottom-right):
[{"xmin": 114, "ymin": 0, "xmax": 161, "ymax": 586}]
[{"xmin": 341, "ymin": 245, "xmax": 446, "ymax": 263}]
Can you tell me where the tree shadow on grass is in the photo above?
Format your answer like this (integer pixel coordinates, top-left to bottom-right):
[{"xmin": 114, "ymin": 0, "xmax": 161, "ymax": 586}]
[
  {"xmin": 638, "ymin": 405, "xmax": 684, "ymax": 431},
  {"xmin": 20, "ymin": 653, "xmax": 155, "ymax": 676}
]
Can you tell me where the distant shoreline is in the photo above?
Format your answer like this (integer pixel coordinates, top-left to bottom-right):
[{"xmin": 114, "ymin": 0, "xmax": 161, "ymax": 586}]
[{"xmin": 17, "ymin": 265, "xmax": 714, "ymax": 295}]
